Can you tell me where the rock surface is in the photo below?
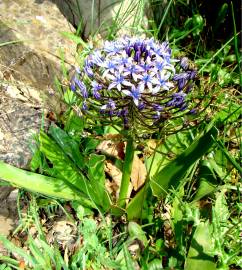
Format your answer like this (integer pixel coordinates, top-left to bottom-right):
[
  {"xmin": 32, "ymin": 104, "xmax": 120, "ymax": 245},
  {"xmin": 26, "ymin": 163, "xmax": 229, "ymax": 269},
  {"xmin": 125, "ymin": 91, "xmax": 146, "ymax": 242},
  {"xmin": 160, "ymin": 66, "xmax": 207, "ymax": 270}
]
[
  {"xmin": 0, "ymin": 188, "xmax": 18, "ymax": 255},
  {"xmin": 0, "ymin": 0, "xmax": 77, "ymax": 243},
  {"xmin": 50, "ymin": 0, "xmax": 146, "ymax": 38},
  {"xmin": 0, "ymin": 0, "xmax": 76, "ymax": 168}
]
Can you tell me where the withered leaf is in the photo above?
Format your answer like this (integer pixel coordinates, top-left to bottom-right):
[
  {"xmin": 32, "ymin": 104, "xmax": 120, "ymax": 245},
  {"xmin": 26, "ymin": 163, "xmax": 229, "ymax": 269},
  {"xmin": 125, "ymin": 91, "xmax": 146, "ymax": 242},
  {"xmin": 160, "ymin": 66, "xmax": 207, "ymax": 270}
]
[
  {"xmin": 130, "ymin": 155, "xmax": 147, "ymax": 191},
  {"xmin": 97, "ymin": 140, "xmax": 125, "ymax": 160}
]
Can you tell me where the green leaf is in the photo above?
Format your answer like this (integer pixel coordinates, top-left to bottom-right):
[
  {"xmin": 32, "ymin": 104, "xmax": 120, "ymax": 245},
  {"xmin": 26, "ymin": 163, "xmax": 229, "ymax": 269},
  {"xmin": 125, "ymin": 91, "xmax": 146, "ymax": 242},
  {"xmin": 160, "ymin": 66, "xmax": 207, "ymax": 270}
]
[
  {"xmin": 30, "ymin": 148, "xmax": 43, "ymax": 172},
  {"xmin": 213, "ymin": 139, "xmax": 242, "ymax": 174},
  {"xmin": 82, "ymin": 137, "xmax": 100, "ymax": 154},
  {"xmin": 146, "ymin": 131, "xmax": 192, "ymax": 178},
  {"xmin": 110, "ymin": 205, "xmax": 125, "ymax": 217},
  {"xmin": 40, "ymin": 131, "xmax": 110, "ymax": 210},
  {"xmin": 49, "ymin": 124, "xmax": 85, "ymax": 169},
  {"xmin": 126, "ymin": 185, "xmax": 147, "ymax": 220},
  {"xmin": 128, "ymin": 222, "xmax": 148, "ymax": 247},
  {"xmin": 39, "ymin": 131, "xmax": 88, "ymax": 193},
  {"xmin": 0, "ymin": 161, "xmax": 95, "ymax": 208},
  {"xmin": 147, "ymin": 259, "xmax": 163, "ymax": 270},
  {"xmin": 171, "ymin": 196, "xmax": 186, "ymax": 256},
  {"xmin": 88, "ymin": 154, "xmax": 111, "ymax": 210},
  {"xmin": 71, "ymin": 202, "xmax": 94, "ymax": 220},
  {"xmin": 168, "ymin": 256, "xmax": 178, "ymax": 268},
  {"xmin": 185, "ymin": 222, "xmax": 216, "ymax": 270},
  {"xmin": 192, "ymin": 160, "xmax": 217, "ymax": 202},
  {"xmin": 64, "ymin": 110, "xmax": 84, "ymax": 138},
  {"xmin": 214, "ymin": 102, "xmax": 240, "ymax": 124},
  {"xmin": 207, "ymin": 157, "xmax": 228, "ymax": 180},
  {"xmin": 214, "ymin": 190, "xmax": 229, "ymax": 224},
  {"xmin": 214, "ymin": 3, "xmax": 228, "ymax": 32},
  {"xmin": 150, "ymin": 127, "xmax": 218, "ymax": 197}
]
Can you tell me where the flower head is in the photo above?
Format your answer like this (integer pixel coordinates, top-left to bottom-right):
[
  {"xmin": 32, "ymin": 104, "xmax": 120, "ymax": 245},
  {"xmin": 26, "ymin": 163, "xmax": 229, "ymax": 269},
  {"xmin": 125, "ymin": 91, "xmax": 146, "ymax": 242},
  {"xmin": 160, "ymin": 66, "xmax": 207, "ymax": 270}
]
[{"xmin": 69, "ymin": 36, "xmax": 198, "ymax": 134}]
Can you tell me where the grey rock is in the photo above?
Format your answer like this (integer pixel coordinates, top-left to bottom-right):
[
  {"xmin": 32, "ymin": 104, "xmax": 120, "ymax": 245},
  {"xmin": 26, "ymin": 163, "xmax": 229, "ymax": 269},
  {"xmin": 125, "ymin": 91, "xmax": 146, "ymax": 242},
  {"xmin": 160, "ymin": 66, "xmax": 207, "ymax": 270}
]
[
  {"xmin": 0, "ymin": 0, "xmax": 78, "ymax": 244},
  {"xmin": 0, "ymin": 186, "xmax": 15, "ymax": 201},
  {"xmin": 0, "ymin": 189, "xmax": 18, "ymax": 255},
  {"xmin": 0, "ymin": 89, "xmax": 43, "ymax": 168},
  {"xmin": 50, "ymin": 0, "xmax": 147, "ymax": 38},
  {"xmin": 0, "ymin": 0, "xmax": 77, "ymax": 169}
]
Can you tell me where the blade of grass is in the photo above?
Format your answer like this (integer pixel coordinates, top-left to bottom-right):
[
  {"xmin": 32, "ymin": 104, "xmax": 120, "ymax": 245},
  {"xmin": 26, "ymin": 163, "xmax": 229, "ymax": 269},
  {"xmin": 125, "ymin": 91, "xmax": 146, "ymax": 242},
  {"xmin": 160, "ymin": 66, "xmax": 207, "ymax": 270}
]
[
  {"xmin": 231, "ymin": 1, "xmax": 241, "ymax": 86},
  {"xmin": 155, "ymin": 0, "xmax": 174, "ymax": 39},
  {"xmin": 212, "ymin": 138, "xmax": 242, "ymax": 174},
  {"xmin": 198, "ymin": 33, "xmax": 240, "ymax": 73},
  {"xmin": 0, "ymin": 40, "xmax": 24, "ymax": 47},
  {"xmin": 0, "ymin": 235, "xmax": 36, "ymax": 266},
  {"xmin": 0, "ymin": 256, "xmax": 19, "ymax": 267}
]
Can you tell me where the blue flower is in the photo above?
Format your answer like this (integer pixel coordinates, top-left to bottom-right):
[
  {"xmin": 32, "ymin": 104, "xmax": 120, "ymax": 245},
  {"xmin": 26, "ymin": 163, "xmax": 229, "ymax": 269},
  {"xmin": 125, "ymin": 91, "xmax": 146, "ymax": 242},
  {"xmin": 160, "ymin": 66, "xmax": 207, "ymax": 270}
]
[
  {"xmin": 100, "ymin": 99, "xmax": 116, "ymax": 115},
  {"xmin": 154, "ymin": 60, "xmax": 166, "ymax": 72},
  {"xmin": 82, "ymin": 100, "xmax": 88, "ymax": 111},
  {"xmin": 153, "ymin": 104, "xmax": 164, "ymax": 111},
  {"xmin": 189, "ymin": 108, "xmax": 197, "ymax": 114},
  {"xmin": 167, "ymin": 92, "xmax": 186, "ymax": 108},
  {"xmin": 178, "ymin": 78, "xmax": 187, "ymax": 91},
  {"xmin": 137, "ymin": 72, "xmax": 157, "ymax": 92},
  {"xmin": 102, "ymin": 60, "xmax": 117, "ymax": 78},
  {"xmin": 188, "ymin": 70, "xmax": 197, "ymax": 79},
  {"xmin": 173, "ymin": 72, "xmax": 190, "ymax": 81},
  {"xmin": 123, "ymin": 64, "xmax": 144, "ymax": 80},
  {"xmin": 74, "ymin": 77, "xmax": 88, "ymax": 98},
  {"xmin": 70, "ymin": 79, "xmax": 76, "ymax": 91},
  {"xmin": 84, "ymin": 58, "xmax": 94, "ymax": 77},
  {"xmin": 90, "ymin": 51, "xmax": 104, "ymax": 66},
  {"xmin": 91, "ymin": 81, "xmax": 102, "ymax": 99},
  {"xmin": 108, "ymin": 72, "xmax": 132, "ymax": 91},
  {"xmin": 138, "ymin": 102, "xmax": 145, "ymax": 110},
  {"xmin": 153, "ymin": 72, "xmax": 173, "ymax": 93},
  {"xmin": 122, "ymin": 85, "xmax": 142, "ymax": 106},
  {"xmin": 104, "ymin": 40, "xmax": 124, "ymax": 54}
]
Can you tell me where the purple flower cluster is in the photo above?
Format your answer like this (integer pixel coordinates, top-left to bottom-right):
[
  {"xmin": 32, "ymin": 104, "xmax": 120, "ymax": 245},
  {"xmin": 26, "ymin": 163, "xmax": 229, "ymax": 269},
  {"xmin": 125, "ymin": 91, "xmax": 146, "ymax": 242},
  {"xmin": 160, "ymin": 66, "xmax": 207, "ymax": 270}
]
[{"xmin": 70, "ymin": 36, "xmax": 197, "ymax": 129}]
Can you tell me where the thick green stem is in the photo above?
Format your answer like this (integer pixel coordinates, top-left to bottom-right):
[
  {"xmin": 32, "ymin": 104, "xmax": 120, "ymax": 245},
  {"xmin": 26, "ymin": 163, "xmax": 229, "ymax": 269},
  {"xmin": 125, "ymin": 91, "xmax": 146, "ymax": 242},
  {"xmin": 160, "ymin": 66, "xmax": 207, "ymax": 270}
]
[{"xmin": 118, "ymin": 137, "xmax": 135, "ymax": 208}]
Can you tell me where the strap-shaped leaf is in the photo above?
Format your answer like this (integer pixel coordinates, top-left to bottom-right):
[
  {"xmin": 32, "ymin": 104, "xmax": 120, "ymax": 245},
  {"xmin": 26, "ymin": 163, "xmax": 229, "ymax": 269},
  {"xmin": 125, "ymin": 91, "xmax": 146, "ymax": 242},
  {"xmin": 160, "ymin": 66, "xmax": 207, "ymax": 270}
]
[
  {"xmin": 88, "ymin": 153, "xmax": 111, "ymax": 210},
  {"xmin": 126, "ymin": 184, "xmax": 147, "ymax": 220},
  {"xmin": 39, "ymin": 130, "xmax": 111, "ymax": 210},
  {"xmin": 0, "ymin": 161, "xmax": 95, "ymax": 209},
  {"xmin": 49, "ymin": 124, "xmax": 85, "ymax": 169},
  {"xmin": 39, "ymin": 130, "xmax": 88, "ymax": 194},
  {"xmin": 150, "ymin": 127, "xmax": 218, "ymax": 197}
]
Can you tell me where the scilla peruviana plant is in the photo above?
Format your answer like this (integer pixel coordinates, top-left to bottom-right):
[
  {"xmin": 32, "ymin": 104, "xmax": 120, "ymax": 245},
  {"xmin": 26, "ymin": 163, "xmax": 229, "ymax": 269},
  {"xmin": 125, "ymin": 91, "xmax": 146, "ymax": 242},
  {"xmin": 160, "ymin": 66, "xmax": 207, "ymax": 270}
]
[
  {"xmin": 69, "ymin": 36, "xmax": 201, "ymax": 208},
  {"xmin": 0, "ymin": 36, "xmax": 217, "ymax": 218}
]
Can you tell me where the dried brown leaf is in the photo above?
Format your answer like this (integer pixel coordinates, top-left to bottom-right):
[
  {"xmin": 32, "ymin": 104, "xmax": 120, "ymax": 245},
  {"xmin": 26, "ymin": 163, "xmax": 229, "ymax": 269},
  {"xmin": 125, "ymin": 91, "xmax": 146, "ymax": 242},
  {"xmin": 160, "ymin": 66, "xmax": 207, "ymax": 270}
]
[
  {"xmin": 105, "ymin": 160, "xmax": 122, "ymax": 197},
  {"xmin": 97, "ymin": 140, "xmax": 125, "ymax": 159},
  {"xmin": 144, "ymin": 139, "xmax": 158, "ymax": 156},
  {"xmin": 130, "ymin": 155, "xmax": 147, "ymax": 191}
]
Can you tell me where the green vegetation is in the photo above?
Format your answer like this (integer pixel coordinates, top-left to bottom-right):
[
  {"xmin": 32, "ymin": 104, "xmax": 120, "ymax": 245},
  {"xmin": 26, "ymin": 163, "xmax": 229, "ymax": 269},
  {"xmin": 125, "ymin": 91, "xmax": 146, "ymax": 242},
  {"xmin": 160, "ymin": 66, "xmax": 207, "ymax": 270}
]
[{"xmin": 0, "ymin": 0, "xmax": 241, "ymax": 269}]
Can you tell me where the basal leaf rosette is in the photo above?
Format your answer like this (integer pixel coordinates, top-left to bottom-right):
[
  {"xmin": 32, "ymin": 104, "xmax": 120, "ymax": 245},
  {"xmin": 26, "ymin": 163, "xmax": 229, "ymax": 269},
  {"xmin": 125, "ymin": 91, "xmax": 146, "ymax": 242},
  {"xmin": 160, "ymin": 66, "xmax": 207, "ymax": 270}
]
[{"xmin": 70, "ymin": 36, "xmax": 199, "ymax": 136}]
